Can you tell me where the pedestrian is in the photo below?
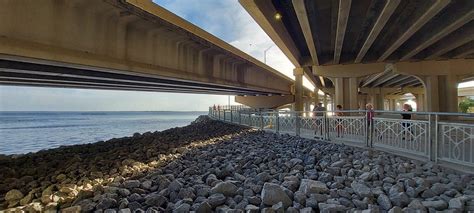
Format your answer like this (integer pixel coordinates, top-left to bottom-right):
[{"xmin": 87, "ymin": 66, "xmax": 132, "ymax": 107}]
[
  {"xmin": 401, "ymin": 103, "xmax": 413, "ymax": 140},
  {"xmin": 366, "ymin": 103, "xmax": 374, "ymax": 140},
  {"xmin": 335, "ymin": 105, "xmax": 344, "ymax": 137},
  {"xmin": 312, "ymin": 102, "xmax": 326, "ymax": 137}
]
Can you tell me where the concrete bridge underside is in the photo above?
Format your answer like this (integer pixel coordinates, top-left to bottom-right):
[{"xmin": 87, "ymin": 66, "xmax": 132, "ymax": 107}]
[
  {"xmin": 241, "ymin": 0, "xmax": 474, "ymax": 112},
  {"xmin": 0, "ymin": 0, "xmax": 300, "ymax": 103}
]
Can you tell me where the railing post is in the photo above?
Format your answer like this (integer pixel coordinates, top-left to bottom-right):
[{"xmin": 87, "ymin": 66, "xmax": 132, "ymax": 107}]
[
  {"xmin": 365, "ymin": 111, "xmax": 369, "ymax": 147},
  {"xmin": 239, "ymin": 111, "xmax": 242, "ymax": 125},
  {"xmin": 324, "ymin": 113, "xmax": 328, "ymax": 140},
  {"xmin": 434, "ymin": 114, "xmax": 439, "ymax": 162},
  {"xmin": 275, "ymin": 112, "xmax": 280, "ymax": 133},
  {"xmin": 295, "ymin": 112, "xmax": 301, "ymax": 136}
]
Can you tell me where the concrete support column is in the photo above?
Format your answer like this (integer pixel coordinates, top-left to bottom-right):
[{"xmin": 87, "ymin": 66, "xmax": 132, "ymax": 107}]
[
  {"xmin": 323, "ymin": 94, "xmax": 329, "ymax": 109},
  {"xmin": 313, "ymin": 88, "xmax": 319, "ymax": 108},
  {"xmin": 294, "ymin": 68, "xmax": 304, "ymax": 111},
  {"xmin": 389, "ymin": 99, "xmax": 396, "ymax": 111},
  {"xmin": 424, "ymin": 75, "xmax": 459, "ymax": 112},
  {"xmin": 334, "ymin": 77, "xmax": 359, "ymax": 110},
  {"xmin": 370, "ymin": 94, "xmax": 384, "ymax": 110},
  {"xmin": 414, "ymin": 94, "xmax": 425, "ymax": 112}
]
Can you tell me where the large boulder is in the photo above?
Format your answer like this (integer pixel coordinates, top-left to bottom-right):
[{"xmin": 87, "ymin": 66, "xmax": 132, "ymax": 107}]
[
  {"xmin": 210, "ymin": 181, "xmax": 238, "ymax": 197},
  {"xmin": 298, "ymin": 179, "xmax": 329, "ymax": 195},
  {"xmin": 351, "ymin": 182, "xmax": 373, "ymax": 198},
  {"xmin": 261, "ymin": 183, "xmax": 292, "ymax": 208}
]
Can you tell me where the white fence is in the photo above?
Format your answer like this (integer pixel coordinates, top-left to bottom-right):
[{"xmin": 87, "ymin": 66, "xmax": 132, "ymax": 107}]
[{"xmin": 209, "ymin": 107, "xmax": 474, "ymax": 172}]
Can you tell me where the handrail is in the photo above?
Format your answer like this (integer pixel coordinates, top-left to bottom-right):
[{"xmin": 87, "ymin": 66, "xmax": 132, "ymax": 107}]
[{"xmin": 209, "ymin": 107, "xmax": 474, "ymax": 173}]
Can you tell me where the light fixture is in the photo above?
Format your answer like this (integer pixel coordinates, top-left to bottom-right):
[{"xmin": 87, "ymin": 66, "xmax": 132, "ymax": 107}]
[{"xmin": 274, "ymin": 12, "xmax": 282, "ymax": 20}]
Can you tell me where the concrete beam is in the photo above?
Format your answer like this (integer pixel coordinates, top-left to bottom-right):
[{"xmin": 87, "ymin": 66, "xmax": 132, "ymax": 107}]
[
  {"xmin": 334, "ymin": 0, "xmax": 352, "ymax": 64},
  {"xmin": 425, "ymin": 24, "xmax": 474, "ymax": 60},
  {"xmin": 313, "ymin": 63, "xmax": 387, "ymax": 78},
  {"xmin": 393, "ymin": 59, "xmax": 474, "ymax": 76},
  {"xmin": 239, "ymin": 0, "xmax": 302, "ymax": 67},
  {"xmin": 401, "ymin": 10, "xmax": 474, "ymax": 61},
  {"xmin": 378, "ymin": 0, "xmax": 450, "ymax": 62},
  {"xmin": 293, "ymin": 0, "xmax": 319, "ymax": 66},
  {"xmin": 235, "ymin": 95, "xmax": 295, "ymax": 109},
  {"xmin": 361, "ymin": 72, "xmax": 387, "ymax": 87},
  {"xmin": 372, "ymin": 73, "xmax": 400, "ymax": 87},
  {"xmin": 355, "ymin": 0, "xmax": 400, "ymax": 63},
  {"xmin": 0, "ymin": 0, "xmax": 293, "ymax": 95}
]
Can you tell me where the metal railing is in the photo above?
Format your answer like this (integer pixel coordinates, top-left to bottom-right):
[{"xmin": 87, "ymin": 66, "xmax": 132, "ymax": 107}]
[{"xmin": 209, "ymin": 107, "xmax": 474, "ymax": 172}]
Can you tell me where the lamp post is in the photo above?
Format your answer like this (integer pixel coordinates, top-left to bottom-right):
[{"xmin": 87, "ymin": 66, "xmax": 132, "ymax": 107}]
[{"xmin": 263, "ymin": 45, "xmax": 274, "ymax": 64}]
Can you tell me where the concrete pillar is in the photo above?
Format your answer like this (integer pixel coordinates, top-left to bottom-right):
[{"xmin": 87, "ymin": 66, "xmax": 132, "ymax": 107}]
[
  {"xmin": 334, "ymin": 77, "xmax": 359, "ymax": 110},
  {"xmin": 389, "ymin": 99, "xmax": 396, "ymax": 111},
  {"xmin": 313, "ymin": 88, "xmax": 319, "ymax": 108},
  {"xmin": 424, "ymin": 75, "xmax": 458, "ymax": 112},
  {"xmin": 334, "ymin": 78, "xmax": 344, "ymax": 107},
  {"xmin": 414, "ymin": 93, "xmax": 425, "ymax": 112},
  {"xmin": 323, "ymin": 94, "xmax": 329, "ymax": 109},
  {"xmin": 294, "ymin": 68, "xmax": 304, "ymax": 111}
]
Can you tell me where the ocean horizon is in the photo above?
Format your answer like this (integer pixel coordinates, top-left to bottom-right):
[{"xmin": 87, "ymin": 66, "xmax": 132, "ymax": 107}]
[{"xmin": 0, "ymin": 111, "xmax": 207, "ymax": 155}]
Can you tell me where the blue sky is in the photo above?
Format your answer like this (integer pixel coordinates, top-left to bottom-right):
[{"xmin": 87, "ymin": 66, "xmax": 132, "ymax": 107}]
[{"xmin": 0, "ymin": 0, "xmax": 295, "ymax": 111}]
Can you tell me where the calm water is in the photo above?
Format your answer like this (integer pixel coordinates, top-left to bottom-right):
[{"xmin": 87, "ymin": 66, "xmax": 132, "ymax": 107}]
[{"xmin": 0, "ymin": 111, "xmax": 206, "ymax": 155}]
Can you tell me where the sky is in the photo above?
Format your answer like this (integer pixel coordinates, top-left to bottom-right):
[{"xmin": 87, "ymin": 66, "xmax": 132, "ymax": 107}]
[
  {"xmin": 0, "ymin": 0, "xmax": 298, "ymax": 112},
  {"xmin": 0, "ymin": 0, "xmax": 472, "ymax": 111}
]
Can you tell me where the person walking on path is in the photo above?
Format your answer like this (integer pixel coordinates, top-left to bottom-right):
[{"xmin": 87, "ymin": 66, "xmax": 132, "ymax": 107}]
[
  {"xmin": 313, "ymin": 102, "xmax": 326, "ymax": 137},
  {"xmin": 335, "ymin": 105, "xmax": 344, "ymax": 137},
  {"xmin": 401, "ymin": 103, "xmax": 413, "ymax": 141}
]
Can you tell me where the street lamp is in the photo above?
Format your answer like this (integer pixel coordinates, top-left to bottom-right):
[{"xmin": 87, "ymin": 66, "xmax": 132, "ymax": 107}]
[{"xmin": 263, "ymin": 45, "xmax": 274, "ymax": 64}]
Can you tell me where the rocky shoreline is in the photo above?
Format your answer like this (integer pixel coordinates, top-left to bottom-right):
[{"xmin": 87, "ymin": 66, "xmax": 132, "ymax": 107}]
[{"xmin": 1, "ymin": 116, "xmax": 473, "ymax": 212}]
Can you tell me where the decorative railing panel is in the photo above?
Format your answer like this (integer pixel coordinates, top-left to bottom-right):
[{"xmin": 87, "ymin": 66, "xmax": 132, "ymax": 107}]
[
  {"xmin": 300, "ymin": 116, "xmax": 325, "ymax": 139},
  {"xmin": 327, "ymin": 116, "xmax": 366, "ymax": 145},
  {"xmin": 372, "ymin": 118, "xmax": 429, "ymax": 159},
  {"xmin": 279, "ymin": 115, "xmax": 296, "ymax": 135},
  {"xmin": 438, "ymin": 122, "xmax": 474, "ymax": 167}
]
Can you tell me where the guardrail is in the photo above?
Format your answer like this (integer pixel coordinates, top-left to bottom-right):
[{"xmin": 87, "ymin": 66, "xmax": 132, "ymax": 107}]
[{"xmin": 209, "ymin": 107, "xmax": 474, "ymax": 173}]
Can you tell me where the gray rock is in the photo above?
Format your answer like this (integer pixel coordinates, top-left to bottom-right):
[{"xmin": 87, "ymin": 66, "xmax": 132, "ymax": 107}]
[
  {"xmin": 261, "ymin": 183, "xmax": 292, "ymax": 208},
  {"xmin": 173, "ymin": 203, "xmax": 190, "ymax": 213},
  {"xmin": 271, "ymin": 201, "xmax": 284, "ymax": 213},
  {"xmin": 359, "ymin": 172, "xmax": 372, "ymax": 182},
  {"xmin": 123, "ymin": 180, "xmax": 141, "ymax": 189},
  {"xmin": 208, "ymin": 193, "xmax": 227, "ymax": 208},
  {"xmin": 389, "ymin": 192, "xmax": 409, "ymax": 207},
  {"xmin": 300, "ymin": 207, "xmax": 314, "ymax": 213},
  {"xmin": 388, "ymin": 206, "xmax": 402, "ymax": 213},
  {"xmin": 245, "ymin": 204, "xmax": 259, "ymax": 213},
  {"xmin": 118, "ymin": 208, "xmax": 131, "ymax": 213},
  {"xmin": 248, "ymin": 196, "xmax": 261, "ymax": 205},
  {"xmin": 298, "ymin": 179, "xmax": 329, "ymax": 195},
  {"xmin": 422, "ymin": 200, "xmax": 448, "ymax": 210},
  {"xmin": 169, "ymin": 180, "xmax": 183, "ymax": 192},
  {"xmin": 448, "ymin": 197, "xmax": 464, "ymax": 210},
  {"xmin": 431, "ymin": 183, "xmax": 447, "ymax": 195},
  {"xmin": 294, "ymin": 191, "xmax": 306, "ymax": 205},
  {"xmin": 305, "ymin": 195, "xmax": 318, "ymax": 208},
  {"xmin": 351, "ymin": 182, "xmax": 373, "ymax": 198},
  {"xmin": 407, "ymin": 199, "xmax": 425, "ymax": 210},
  {"xmin": 195, "ymin": 201, "xmax": 212, "ymax": 213},
  {"xmin": 96, "ymin": 198, "xmax": 117, "ymax": 210},
  {"xmin": 210, "ymin": 181, "xmax": 238, "ymax": 197},
  {"xmin": 318, "ymin": 203, "xmax": 347, "ymax": 213},
  {"xmin": 421, "ymin": 189, "xmax": 436, "ymax": 198},
  {"xmin": 331, "ymin": 160, "xmax": 346, "ymax": 167},
  {"xmin": 377, "ymin": 194, "xmax": 392, "ymax": 210},
  {"xmin": 144, "ymin": 194, "xmax": 167, "ymax": 207},
  {"xmin": 353, "ymin": 199, "xmax": 368, "ymax": 209}
]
